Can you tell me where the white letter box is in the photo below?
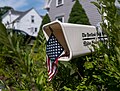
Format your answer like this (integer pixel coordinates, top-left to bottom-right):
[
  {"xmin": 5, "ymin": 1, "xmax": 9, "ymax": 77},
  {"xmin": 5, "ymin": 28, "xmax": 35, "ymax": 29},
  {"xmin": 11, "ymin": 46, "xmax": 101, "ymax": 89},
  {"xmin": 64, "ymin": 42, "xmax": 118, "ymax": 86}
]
[{"xmin": 43, "ymin": 21, "xmax": 97, "ymax": 61}]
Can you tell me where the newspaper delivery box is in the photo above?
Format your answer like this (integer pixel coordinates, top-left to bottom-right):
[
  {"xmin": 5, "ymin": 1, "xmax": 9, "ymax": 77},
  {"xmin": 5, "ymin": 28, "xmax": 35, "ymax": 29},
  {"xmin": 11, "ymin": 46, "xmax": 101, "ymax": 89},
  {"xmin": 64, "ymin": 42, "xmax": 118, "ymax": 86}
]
[{"xmin": 43, "ymin": 21, "xmax": 97, "ymax": 61}]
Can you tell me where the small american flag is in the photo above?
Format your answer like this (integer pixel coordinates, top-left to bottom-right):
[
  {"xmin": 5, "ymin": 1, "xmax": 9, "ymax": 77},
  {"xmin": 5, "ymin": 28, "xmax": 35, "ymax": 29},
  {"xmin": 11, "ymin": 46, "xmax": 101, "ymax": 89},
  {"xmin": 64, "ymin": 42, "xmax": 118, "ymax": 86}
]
[{"xmin": 46, "ymin": 33, "xmax": 64, "ymax": 81}]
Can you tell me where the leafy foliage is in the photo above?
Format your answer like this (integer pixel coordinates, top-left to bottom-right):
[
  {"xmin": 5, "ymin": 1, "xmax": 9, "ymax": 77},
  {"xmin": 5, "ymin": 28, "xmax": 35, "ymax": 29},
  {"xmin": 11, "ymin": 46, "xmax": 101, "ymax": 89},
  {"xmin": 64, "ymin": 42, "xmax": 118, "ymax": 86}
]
[
  {"xmin": 0, "ymin": 22, "xmax": 52, "ymax": 91},
  {"xmin": 1, "ymin": 0, "xmax": 120, "ymax": 91},
  {"xmin": 117, "ymin": 0, "xmax": 120, "ymax": 3},
  {"xmin": 0, "ymin": 6, "xmax": 12, "ymax": 22},
  {"xmin": 74, "ymin": 0, "xmax": 120, "ymax": 90},
  {"xmin": 40, "ymin": 13, "xmax": 51, "ymax": 30},
  {"xmin": 53, "ymin": 0, "xmax": 120, "ymax": 90},
  {"xmin": 68, "ymin": 0, "xmax": 90, "ymax": 25},
  {"xmin": 0, "ymin": 11, "xmax": 52, "ymax": 90}
]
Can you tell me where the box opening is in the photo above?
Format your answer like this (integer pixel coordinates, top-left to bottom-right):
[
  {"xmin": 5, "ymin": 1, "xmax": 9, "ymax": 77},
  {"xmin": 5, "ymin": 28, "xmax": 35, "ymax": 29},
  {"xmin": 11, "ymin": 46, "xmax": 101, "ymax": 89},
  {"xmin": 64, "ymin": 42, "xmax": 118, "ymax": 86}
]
[{"xmin": 43, "ymin": 22, "xmax": 70, "ymax": 60}]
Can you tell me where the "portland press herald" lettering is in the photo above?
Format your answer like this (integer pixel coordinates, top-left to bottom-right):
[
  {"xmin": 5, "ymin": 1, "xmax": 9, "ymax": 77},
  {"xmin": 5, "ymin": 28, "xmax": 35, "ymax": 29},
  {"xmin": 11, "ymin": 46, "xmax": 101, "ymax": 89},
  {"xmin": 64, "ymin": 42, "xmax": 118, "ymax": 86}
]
[{"xmin": 82, "ymin": 32, "xmax": 107, "ymax": 46}]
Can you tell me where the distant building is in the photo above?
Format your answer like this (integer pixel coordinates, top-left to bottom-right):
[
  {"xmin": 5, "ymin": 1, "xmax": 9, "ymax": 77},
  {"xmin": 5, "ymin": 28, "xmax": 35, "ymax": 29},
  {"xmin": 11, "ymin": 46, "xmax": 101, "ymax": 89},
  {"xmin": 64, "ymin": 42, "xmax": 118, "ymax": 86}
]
[
  {"xmin": 2, "ymin": 8, "xmax": 42, "ymax": 37},
  {"xmin": 44, "ymin": 0, "xmax": 101, "ymax": 26}
]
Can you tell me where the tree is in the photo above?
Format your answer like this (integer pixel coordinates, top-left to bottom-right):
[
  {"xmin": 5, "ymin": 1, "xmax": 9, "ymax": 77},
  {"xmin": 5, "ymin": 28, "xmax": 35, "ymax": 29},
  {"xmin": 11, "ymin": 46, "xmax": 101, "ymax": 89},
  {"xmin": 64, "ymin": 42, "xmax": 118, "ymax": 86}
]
[
  {"xmin": 0, "ymin": 21, "xmax": 52, "ymax": 90},
  {"xmin": 40, "ymin": 13, "xmax": 51, "ymax": 30},
  {"xmin": 37, "ymin": 13, "xmax": 51, "ymax": 46},
  {"xmin": 1, "ymin": 0, "xmax": 120, "ymax": 90},
  {"xmin": 53, "ymin": 0, "xmax": 120, "ymax": 90},
  {"xmin": 75, "ymin": 0, "xmax": 120, "ymax": 90},
  {"xmin": 68, "ymin": 0, "xmax": 90, "ymax": 25},
  {"xmin": 118, "ymin": 0, "xmax": 120, "ymax": 3},
  {"xmin": 0, "ymin": 6, "xmax": 12, "ymax": 22}
]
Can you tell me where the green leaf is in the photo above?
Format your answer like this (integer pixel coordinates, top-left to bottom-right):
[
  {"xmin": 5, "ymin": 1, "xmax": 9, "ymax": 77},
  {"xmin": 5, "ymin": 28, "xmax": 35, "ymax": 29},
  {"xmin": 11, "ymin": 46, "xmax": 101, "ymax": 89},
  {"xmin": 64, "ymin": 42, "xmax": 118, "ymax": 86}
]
[
  {"xmin": 91, "ymin": 1, "xmax": 101, "ymax": 10},
  {"xmin": 84, "ymin": 61, "xmax": 94, "ymax": 69},
  {"xmin": 63, "ymin": 86, "xmax": 72, "ymax": 91}
]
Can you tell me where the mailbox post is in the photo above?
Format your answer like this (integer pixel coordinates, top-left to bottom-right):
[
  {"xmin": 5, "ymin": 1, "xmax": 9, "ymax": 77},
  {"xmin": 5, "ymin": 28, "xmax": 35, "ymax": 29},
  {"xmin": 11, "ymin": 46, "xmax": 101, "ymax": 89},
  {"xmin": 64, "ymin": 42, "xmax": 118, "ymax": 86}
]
[{"xmin": 43, "ymin": 21, "xmax": 98, "ymax": 61}]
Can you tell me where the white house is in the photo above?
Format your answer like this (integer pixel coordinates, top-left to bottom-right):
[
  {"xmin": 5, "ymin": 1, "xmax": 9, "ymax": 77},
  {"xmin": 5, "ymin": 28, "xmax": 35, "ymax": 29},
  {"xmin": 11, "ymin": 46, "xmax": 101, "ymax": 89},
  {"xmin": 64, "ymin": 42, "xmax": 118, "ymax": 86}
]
[{"xmin": 2, "ymin": 8, "xmax": 42, "ymax": 37}]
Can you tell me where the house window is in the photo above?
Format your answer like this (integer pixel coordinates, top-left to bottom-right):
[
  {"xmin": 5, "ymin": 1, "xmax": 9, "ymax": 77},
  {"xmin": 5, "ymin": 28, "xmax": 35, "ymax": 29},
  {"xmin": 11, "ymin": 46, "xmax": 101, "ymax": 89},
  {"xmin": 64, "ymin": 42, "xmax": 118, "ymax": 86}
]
[
  {"xmin": 56, "ymin": 16, "xmax": 64, "ymax": 22},
  {"xmin": 72, "ymin": 0, "xmax": 75, "ymax": 2},
  {"xmin": 56, "ymin": 0, "xmax": 64, "ymax": 7},
  {"xmin": 35, "ymin": 28, "xmax": 37, "ymax": 32},
  {"xmin": 31, "ymin": 15, "xmax": 34, "ymax": 23}
]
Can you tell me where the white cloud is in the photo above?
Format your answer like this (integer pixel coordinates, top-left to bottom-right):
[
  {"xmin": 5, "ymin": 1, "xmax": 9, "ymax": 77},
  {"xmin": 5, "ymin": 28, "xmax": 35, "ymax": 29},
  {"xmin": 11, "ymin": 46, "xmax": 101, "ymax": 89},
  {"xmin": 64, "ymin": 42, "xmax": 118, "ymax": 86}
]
[
  {"xmin": 0, "ymin": 0, "xmax": 46, "ymax": 15},
  {"xmin": 0, "ymin": 0, "xmax": 28, "ymax": 9},
  {"xmin": 33, "ymin": 0, "xmax": 47, "ymax": 15}
]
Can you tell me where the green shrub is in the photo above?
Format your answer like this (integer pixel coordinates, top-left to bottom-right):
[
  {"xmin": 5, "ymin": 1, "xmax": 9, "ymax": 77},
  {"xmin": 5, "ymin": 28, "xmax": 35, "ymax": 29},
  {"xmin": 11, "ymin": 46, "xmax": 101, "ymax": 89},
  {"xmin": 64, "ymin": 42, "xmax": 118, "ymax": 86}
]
[
  {"xmin": 68, "ymin": 0, "xmax": 90, "ymax": 25},
  {"xmin": 0, "ymin": 22, "xmax": 53, "ymax": 91},
  {"xmin": 40, "ymin": 13, "xmax": 51, "ymax": 30}
]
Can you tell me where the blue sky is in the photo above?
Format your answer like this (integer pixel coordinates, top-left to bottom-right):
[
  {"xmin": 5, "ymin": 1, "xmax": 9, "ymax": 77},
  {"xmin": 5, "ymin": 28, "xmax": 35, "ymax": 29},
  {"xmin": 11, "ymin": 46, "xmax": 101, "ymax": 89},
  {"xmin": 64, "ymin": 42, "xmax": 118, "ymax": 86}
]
[{"xmin": 0, "ymin": 0, "xmax": 47, "ymax": 15}]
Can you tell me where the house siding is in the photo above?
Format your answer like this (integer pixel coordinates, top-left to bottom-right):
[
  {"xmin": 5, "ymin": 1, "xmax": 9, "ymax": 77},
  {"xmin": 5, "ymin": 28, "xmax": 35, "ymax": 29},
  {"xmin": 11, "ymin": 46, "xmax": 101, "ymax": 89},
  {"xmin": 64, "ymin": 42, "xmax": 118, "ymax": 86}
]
[
  {"xmin": 2, "ymin": 8, "xmax": 42, "ymax": 37},
  {"xmin": 79, "ymin": 0, "xmax": 101, "ymax": 26},
  {"xmin": 47, "ymin": 0, "xmax": 101, "ymax": 26},
  {"xmin": 2, "ymin": 14, "xmax": 19, "ymax": 28},
  {"xmin": 49, "ymin": 0, "xmax": 74, "ymax": 23},
  {"xmin": 17, "ymin": 9, "xmax": 42, "ymax": 37}
]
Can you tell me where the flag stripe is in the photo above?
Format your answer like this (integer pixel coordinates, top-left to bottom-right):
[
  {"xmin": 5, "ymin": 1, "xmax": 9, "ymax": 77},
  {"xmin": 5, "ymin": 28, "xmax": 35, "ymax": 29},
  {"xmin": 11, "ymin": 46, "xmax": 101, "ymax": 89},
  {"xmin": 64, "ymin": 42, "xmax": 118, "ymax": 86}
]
[
  {"xmin": 46, "ymin": 33, "xmax": 64, "ymax": 81},
  {"xmin": 48, "ymin": 59, "xmax": 58, "ymax": 76},
  {"xmin": 49, "ymin": 66, "xmax": 58, "ymax": 81}
]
